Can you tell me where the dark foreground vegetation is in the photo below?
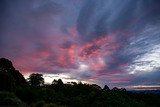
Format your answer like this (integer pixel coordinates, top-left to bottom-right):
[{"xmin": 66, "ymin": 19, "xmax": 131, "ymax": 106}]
[{"xmin": 0, "ymin": 58, "xmax": 160, "ymax": 107}]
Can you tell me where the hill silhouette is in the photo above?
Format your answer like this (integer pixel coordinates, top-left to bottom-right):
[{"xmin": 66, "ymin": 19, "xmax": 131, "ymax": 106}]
[{"xmin": 0, "ymin": 58, "xmax": 160, "ymax": 107}]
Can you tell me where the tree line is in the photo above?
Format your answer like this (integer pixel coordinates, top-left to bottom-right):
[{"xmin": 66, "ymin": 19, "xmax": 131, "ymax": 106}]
[{"xmin": 0, "ymin": 58, "xmax": 160, "ymax": 107}]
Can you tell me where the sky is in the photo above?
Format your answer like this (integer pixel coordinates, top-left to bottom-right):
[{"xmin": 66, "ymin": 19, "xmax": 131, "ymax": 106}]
[{"xmin": 1, "ymin": 0, "xmax": 160, "ymax": 89}]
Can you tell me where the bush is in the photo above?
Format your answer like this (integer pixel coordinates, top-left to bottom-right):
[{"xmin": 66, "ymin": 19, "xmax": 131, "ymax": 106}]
[{"xmin": 0, "ymin": 91, "xmax": 26, "ymax": 107}]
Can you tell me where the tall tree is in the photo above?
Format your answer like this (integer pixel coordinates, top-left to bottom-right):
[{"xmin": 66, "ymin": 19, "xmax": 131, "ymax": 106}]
[
  {"xmin": 28, "ymin": 73, "xmax": 44, "ymax": 87},
  {"xmin": 103, "ymin": 85, "xmax": 110, "ymax": 91},
  {"xmin": 0, "ymin": 58, "xmax": 27, "ymax": 91}
]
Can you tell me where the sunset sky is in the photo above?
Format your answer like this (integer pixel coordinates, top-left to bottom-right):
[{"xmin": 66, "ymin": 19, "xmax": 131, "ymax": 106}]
[{"xmin": 1, "ymin": 0, "xmax": 160, "ymax": 89}]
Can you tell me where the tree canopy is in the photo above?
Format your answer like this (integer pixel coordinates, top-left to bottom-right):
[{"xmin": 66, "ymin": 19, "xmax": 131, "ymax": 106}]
[
  {"xmin": 0, "ymin": 58, "xmax": 27, "ymax": 91},
  {"xmin": 1, "ymin": 57, "xmax": 160, "ymax": 107},
  {"xmin": 27, "ymin": 73, "xmax": 44, "ymax": 87}
]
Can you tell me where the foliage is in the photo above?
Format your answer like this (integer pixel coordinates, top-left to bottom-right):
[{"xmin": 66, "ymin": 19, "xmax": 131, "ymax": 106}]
[
  {"xmin": 0, "ymin": 91, "xmax": 26, "ymax": 107},
  {"xmin": 103, "ymin": 85, "xmax": 110, "ymax": 91},
  {"xmin": 1, "ymin": 58, "xmax": 160, "ymax": 107},
  {"xmin": 0, "ymin": 72, "xmax": 15, "ymax": 91},
  {"xmin": 0, "ymin": 58, "xmax": 27, "ymax": 92},
  {"xmin": 27, "ymin": 73, "xmax": 44, "ymax": 87}
]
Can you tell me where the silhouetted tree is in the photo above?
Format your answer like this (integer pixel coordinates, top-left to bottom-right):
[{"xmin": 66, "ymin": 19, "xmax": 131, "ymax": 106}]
[
  {"xmin": 112, "ymin": 87, "xmax": 119, "ymax": 91},
  {"xmin": 0, "ymin": 72, "xmax": 15, "ymax": 91},
  {"xmin": 0, "ymin": 58, "xmax": 26, "ymax": 91},
  {"xmin": 10, "ymin": 70, "xmax": 27, "ymax": 86},
  {"xmin": 57, "ymin": 79, "xmax": 64, "ymax": 85},
  {"xmin": 103, "ymin": 85, "xmax": 110, "ymax": 91},
  {"xmin": 1, "ymin": 58, "xmax": 160, "ymax": 107},
  {"xmin": 91, "ymin": 84, "xmax": 101, "ymax": 90},
  {"xmin": 120, "ymin": 88, "xmax": 126, "ymax": 92},
  {"xmin": 0, "ymin": 58, "xmax": 14, "ymax": 72},
  {"xmin": 52, "ymin": 79, "xmax": 58, "ymax": 84},
  {"xmin": 27, "ymin": 73, "xmax": 44, "ymax": 87},
  {"xmin": 52, "ymin": 79, "xmax": 63, "ymax": 85}
]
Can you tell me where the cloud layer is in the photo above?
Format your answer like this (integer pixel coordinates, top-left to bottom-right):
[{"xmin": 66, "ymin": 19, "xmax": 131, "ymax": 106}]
[{"xmin": 1, "ymin": 0, "xmax": 160, "ymax": 88}]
